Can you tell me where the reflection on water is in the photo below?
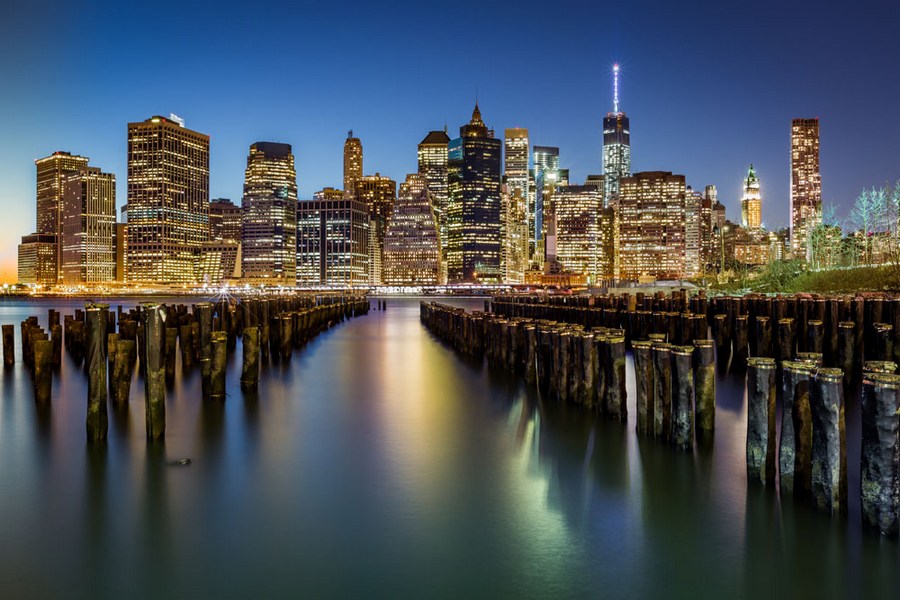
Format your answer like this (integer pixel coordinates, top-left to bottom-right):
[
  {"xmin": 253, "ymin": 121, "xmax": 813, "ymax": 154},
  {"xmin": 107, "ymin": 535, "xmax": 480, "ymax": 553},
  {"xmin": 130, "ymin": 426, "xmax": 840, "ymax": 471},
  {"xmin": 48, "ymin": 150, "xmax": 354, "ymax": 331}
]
[{"xmin": 0, "ymin": 297, "xmax": 898, "ymax": 598}]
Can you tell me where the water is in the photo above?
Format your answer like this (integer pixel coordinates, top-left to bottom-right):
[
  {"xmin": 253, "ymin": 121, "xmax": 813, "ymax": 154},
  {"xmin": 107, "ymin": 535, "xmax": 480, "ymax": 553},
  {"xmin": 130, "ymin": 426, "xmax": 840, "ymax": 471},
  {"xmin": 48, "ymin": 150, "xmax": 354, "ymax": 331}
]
[{"xmin": 0, "ymin": 296, "xmax": 898, "ymax": 599}]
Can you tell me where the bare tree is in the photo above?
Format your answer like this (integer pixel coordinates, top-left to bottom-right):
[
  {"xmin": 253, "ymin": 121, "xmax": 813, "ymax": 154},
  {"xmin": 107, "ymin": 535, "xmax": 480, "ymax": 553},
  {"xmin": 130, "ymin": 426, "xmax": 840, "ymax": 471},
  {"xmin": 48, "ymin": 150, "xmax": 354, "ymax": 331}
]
[{"xmin": 848, "ymin": 187, "xmax": 888, "ymax": 264}]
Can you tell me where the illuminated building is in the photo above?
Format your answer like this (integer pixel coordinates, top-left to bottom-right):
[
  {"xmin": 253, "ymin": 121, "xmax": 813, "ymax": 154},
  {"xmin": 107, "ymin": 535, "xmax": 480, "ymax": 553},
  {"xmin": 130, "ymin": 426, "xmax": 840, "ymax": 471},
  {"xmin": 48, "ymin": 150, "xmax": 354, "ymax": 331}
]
[
  {"xmin": 343, "ymin": 131, "xmax": 363, "ymax": 199},
  {"xmin": 17, "ymin": 234, "xmax": 57, "ymax": 285},
  {"xmin": 603, "ymin": 64, "xmax": 631, "ymax": 206},
  {"xmin": 355, "ymin": 173, "xmax": 396, "ymax": 285},
  {"xmin": 126, "ymin": 115, "xmax": 209, "ymax": 284},
  {"xmin": 683, "ymin": 186, "xmax": 702, "ymax": 277},
  {"xmin": 503, "ymin": 185, "xmax": 528, "ymax": 283},
  {"xmin": 114, "ymin": 224, "xmax": 126, "ymax": 283},
  {"xmin": 532, "ymin": 145, "xmax": 560, "ymax": 264},
  {"xmin": 417, "ymin": 130, "xmax": 450, "ymax": 264},
  {"xmin": 446, "ymin": 104, "xmax": 502, "ymax": 283},
  {"xmin": 618, "ymin": 171, "xmax": 687, "ymax": 280},
  {"xmin": 504, "ymin": 128, "xmax": 530, "ymax": 262},
  {"xmin": 35, "ymin": 151, "xmax": 90, "ymax": 281},
  {"xmin": 382, "ymin": 174, "xmax": 442, "ymax": 285},
  {"xmin": 198, "ymin": 241, "xmax": 240, "ymax": 284},
  {"xmin": 60, "ymin": 167, "xmax": 116, "ymax": 284},
  {"xmin": 241, "ymin": 142, "xmax": 298, "ymax": 284},
  {"xmin": 740, "ymin": 164, "xmax": 762, "ymax": 230},
  {"xmin": 555, "ymin": 184, "xmax": 605, "ymax": 282},
  {"xmin": 791, "ymin": 118, "xmax": 821, "ymax": 258},
  {"xmin": 209, "ymin": 198, "xmax": 242, "ymax": 243},
  {"xmin": 296, "ymin": 197, "xmax": 370, "ymax": 286},
  {"xmin": 315, "ymin": 187, "xmax": 344, "ymax": 201}
]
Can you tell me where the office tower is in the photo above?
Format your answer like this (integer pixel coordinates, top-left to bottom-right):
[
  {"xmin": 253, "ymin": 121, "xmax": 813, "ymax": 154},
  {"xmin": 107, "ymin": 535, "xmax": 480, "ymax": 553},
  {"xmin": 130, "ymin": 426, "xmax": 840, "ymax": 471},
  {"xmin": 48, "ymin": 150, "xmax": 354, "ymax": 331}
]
[
  {"xmin": 34, "ymin": 151, "xmax": 91, "ymax": 281},
  {"xmin": 503, "ymin": 185, "xmax": 528, "ymax": 284},
  {"xmin": 504, "ymin": 128, "xmax": 530, "ymax": 261},
  {"xmin": 683, "ymin": 186, "xmax": 702, "ymax": 278},
  {"xmin": 532, "ymin": 145, "xmax": 560, "ymax": 264},
  {"xmin": 241, "ymin": 142, "xmax": 298, "ymax": 284},
  {"xmin": 791, "ymin": 118, "xmax": 821, "ymax": 258},
  {"xmin": 355, "ymin": 173, "xmax": 397, "ymax": 285},
  {"xmin": 114, "ymin": 223, "xmax": 127, "ymax": 283},
  {"xmin": 603, "ymin": 64, "xmax": 631, "ymax": 206},
  {"xmin": 382, "ymin": 174, "xmax": 442, "ymax": 285},
  {"xmin": 315, "ymin": 187, "xmax": 344, "ymax": 201},
  {"xmin": 555, "ymin": 184, "xmax": 604, "ymax": 282},
  {"xmin": 209, "ymin": 198, "xmax": 242, "ymax": 243},
  {"xmin": 198, "ymin": 241, "xmax": 240, "ymax": 284},
  {"xmin": 126, "ymin": 115, "xmax": 209, "ymax": 284},
  {"xmin": 17, "ymin": 234, "xmax": 58, "ymax": 285},
  {"xmin": 418, "ymin": 129, "xmax": 450, "ymax": 264},
  {"xmin": 618, "ymin": 172, "xmax": 687, "ymax": 280},
  {"xmin": 343, "ymin": 131, "xmax": 363, "ymax": 199},
  {"xmin": 446, "ymin": 104, "xmax": 502, "ymax": 283},
  {"xmin": 60, "ymin": 167, "xmax": 116, "ymax": 284},
  {"xmin": 296, "ymin": 197, "xmax": 370, "ymax": 286},
  {"xmin": 741, "ymin": 165, "xmax": 762, "ymax": 230}
]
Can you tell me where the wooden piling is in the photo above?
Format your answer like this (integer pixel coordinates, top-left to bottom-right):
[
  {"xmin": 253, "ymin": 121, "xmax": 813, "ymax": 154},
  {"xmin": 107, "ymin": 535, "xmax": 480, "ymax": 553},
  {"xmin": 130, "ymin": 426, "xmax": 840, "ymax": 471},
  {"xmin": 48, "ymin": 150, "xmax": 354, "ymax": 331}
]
[
  {"xmin": 142, "ymin": 303, "xmax": 166, "ymax": 440},
  {"xmin": 860, "ymin": 372, "xmax": 900, "ymax": 535},
  {"xmin": 241, "ymin": 326, "xmax": 260, "ymax": 390},
  {"xmin": 746, "ymin": 357, "xmax": 776, "ymax": 486},
  {"xmin": 810, "ymin": 368, "xmax": 847, "ymax": 515},
  {"xmin": 85, "ymin": 303, "xmax": 109, "ymax": 442}
]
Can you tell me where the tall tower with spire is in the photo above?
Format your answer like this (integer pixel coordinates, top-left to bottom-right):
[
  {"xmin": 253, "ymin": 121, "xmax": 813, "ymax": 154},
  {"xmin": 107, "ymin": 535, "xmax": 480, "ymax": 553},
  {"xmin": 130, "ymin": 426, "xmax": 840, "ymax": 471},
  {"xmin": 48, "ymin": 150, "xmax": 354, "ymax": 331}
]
[
  {"xmin": 740, "ymin": 164, "xmax": 762, "ymax": 230},
  {"xmin": 343, "ymin": 130, "xmax": 362, "ymax": 199},
  {"xmin": 446, "ymin": 103, "xmax": 502, "ymax": 283},
  {"xmin": 602, "ymin": 64, "xmax": 631, "ymax": 207}
]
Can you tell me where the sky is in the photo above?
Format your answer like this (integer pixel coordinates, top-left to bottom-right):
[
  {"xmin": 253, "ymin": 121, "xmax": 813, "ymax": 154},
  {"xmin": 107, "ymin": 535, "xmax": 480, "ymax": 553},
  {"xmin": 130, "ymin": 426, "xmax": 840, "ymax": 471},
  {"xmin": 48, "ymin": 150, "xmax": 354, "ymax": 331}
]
[{"xmin": 1, "ymin": 0, "xmax": 899, "ymax": 282}]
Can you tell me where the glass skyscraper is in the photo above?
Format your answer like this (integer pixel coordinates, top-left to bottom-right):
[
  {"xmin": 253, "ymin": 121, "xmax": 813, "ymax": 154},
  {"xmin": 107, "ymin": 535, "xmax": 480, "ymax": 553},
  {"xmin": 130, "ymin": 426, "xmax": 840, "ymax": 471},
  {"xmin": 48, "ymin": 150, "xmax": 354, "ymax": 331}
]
[
  {"xmin": 790, "ymin": 118, "xmax": 821, "ymax": 258},
  {"xmin": 446, "ymin": 104, "xmax": 502, "ymax": 283},
  {"xmin": 602, "ymin": 66, "xmax": 631, "ymax": 206},
  {"xmin": 241, "ymin": 142, "xmax": 298, "ymax": 284}
]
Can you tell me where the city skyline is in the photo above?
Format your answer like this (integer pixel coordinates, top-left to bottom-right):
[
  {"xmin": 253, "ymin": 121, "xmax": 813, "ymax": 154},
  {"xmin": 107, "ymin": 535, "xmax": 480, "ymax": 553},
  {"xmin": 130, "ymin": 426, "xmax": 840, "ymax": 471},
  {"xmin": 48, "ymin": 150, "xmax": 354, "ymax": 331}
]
[{"xmin": 1, "ymin": 0, "xmax": 898, "ymax": 282}]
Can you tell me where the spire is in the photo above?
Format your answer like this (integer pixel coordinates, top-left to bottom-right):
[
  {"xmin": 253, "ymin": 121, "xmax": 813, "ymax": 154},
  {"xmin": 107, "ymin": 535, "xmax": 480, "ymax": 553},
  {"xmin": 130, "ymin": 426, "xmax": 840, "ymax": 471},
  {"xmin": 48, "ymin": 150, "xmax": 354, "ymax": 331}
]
[
  {"xmin": 348, "ymin": 130, "xmax": 353, "ymax": 139},
  {"xmin": 470, "ymin": 103, "xmax": 484, "ymax": 127},
  {"xmin": 612, "ymin": 64, "xmax": 620, "ymax": 113}
]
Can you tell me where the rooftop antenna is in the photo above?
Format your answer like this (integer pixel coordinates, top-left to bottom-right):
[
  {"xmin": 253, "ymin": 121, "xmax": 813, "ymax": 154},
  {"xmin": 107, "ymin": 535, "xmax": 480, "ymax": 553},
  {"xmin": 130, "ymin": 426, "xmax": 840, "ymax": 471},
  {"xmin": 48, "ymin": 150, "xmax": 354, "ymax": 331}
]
[{"xmin": 613, "ymin": 64, "xmax": 620, "ymax": 113}]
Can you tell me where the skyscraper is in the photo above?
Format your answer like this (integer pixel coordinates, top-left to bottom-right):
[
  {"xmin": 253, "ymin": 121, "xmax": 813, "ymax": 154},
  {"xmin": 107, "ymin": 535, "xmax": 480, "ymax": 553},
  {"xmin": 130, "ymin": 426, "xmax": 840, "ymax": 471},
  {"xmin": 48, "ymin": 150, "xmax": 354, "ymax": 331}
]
[
  {"xmin": 790, "ymin": 118, "xmax": 821, "ymax": 258},
  {"xmin": 383, "ymin": 174, "xmax": 442, "ymax": 285},
  {"xmin": 209, "ymin": 198, "xmax": 242, "ymax": 243},
  {"xmin": 343, "ymin": 131, "xmax": 363, "ymax": 199},
  {"xmin": 355, "ymin": 173, "xmax": 397, "ymax": 285},
  {"xmin": 741, "ymin": 164, "xmax": 762, "ymax": 230},
  {"xmin": 60, "ymin": 167, "xmax": 116, "ymax": 284},
  {"xmin": 618, "ymin": 172, "xmax": 687, "ymax": 280},
  {"xmin": 241, "ymin": 142, "xmax": 298, "ymax": 284},
  {"xmin": 34, "ymin": 151, "xmax": 90, "ymax": 281},
  {"xmin": 446, "ymin": 104, "xmax": 502, "ymax": 283},
  {"xmin": 602, "ymin": 64, "xmax": 631, "ymax": 206},
  {"xmin": 532, "ymin": 145, "xmax": 560, "ymax": 265},
  {"xmin": 555, "ymin": 184, "xmax": 604, "ymax": 283},
  {"xmin": 126, "ymin": 115, "xmax": 209, "ymax": 284},
  {"xmin": 683, "ymin": 186, "xmax": 702, "ymax": 277},
  {"xmin": 417, "ymin": 129, "xmax": 450, "ymax": 268},
  {"xmin": 504, "ymin": 128, "xmax": 529, "ymax": 262},
  {"xmin": 296, "ymin": 197, "xmax": 369, "ymax": 286}
]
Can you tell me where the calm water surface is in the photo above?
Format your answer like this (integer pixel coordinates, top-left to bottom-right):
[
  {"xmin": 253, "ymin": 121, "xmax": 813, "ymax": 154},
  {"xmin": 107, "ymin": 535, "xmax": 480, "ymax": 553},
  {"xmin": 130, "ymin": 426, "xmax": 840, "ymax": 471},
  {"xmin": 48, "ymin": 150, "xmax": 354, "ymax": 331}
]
[{"xmin": 0, "ymin": 297, "xmax": 898, "ymax": 598}]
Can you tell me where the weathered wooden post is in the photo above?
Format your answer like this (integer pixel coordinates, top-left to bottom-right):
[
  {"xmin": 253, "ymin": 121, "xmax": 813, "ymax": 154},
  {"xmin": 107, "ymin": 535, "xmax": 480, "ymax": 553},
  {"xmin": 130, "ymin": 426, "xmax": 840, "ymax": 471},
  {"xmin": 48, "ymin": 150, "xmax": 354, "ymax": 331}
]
[
  {"xmin": 2, "ymin": 324, "xmax": 13, "ymax": 367},
  {"xmin": 860, "ymin": 372, "xmax": 900, "ymax": 535},
  {"xmin": 85, "ymin": 304, "xmax": 109, "ymax": 442},
  {"xmin": 107, "ymin": 332, "xmax": 118, "ymax": 390},
  {"xmin": 164, "ymin": 326, "xmax": 177, "ymax": 384},
  {"xmin": 734, "ymin": 315, "xmax": 749, "ymax": 369},
  {"xmin": 32, "ymin": 337, "xmax": 51, "ymax": 404},
  {"xmin": 671, "ymin": 345, "xmax": 694, "ymax": 450},
  {"xmin": 873, "ymin": 323, "xmax": 894, "ymax": 362},
  {"xmin": 210, "ymin": 331, "xmax": 228, "ymax": 401},
  {"xmin": 633, "ymin": 340, "xmax": 653, "ymax": 435},
  {"xmin": 755, "ymin": 316, "xmax": 772, "ymax": 358},
  {"xmin": 807, "ymin": 320, "xmax": 824, "ymax": 355},
  {"xmin": 197, "ymin": 302, "xmax": 213, "ymax": 399},
  {"xmin": 747, "ymin": 357, "xmax": 777, "ymax": 486},
  {"xmin": 179, "ymin": 323, "xmax": 194, "ymax": 370},
  {"xmin": 781, "ymin": 361, "xmax": 813, "ymax": 497},
  {"xmin": 606, "ymin": 335, "xmax": 627, "ymax": 421},
  {"xmin": 777, "ymin": 318, "xmax": 795, "ymax": 365},
  {"xmin": 810, "ymin": 368, "xmax": 846, "ymax": 515},
  {"xmin": 113, "ymin": 339, "xmax": 134, "ymax": 404},
  {"xmin": 652, "ymin": 342, "xmax": 672, "ymax": 440},
  {"xmin": 143, "ymin": 303, "xmax": 166, "ymax": 440},
  {"xmin": 578, "ymin": 332, "xmax": 594, "ymax": 407},
  {"xmin": 240, "ymin": 326, "xmax": 259, "ymax": 390},
  {"xmin": 838, "ymin": 322, "xmax": 856, "ymax": 386},
  {"xmin": 864, "ymin": 361, "xmax": 898, "ymax": 374},
  {"xmin": 713, "ymin": 314, "xmax": 729, "ymax": 368},
  {"xmin": 693, "ymin": 339, "xmax": 715, "ymax": 435}
]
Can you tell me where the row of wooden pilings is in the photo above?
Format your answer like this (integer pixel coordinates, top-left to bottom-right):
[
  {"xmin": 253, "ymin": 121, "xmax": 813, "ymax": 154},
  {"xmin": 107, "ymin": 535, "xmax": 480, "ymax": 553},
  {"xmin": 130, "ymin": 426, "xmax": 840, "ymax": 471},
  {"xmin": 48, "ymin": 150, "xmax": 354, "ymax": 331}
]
[
  {"xmin": 419, "ymin": 302, "xmax": 715, "ymax": 451},
  {"xmin": 6, "ymin": 294, "xmax": 370, "ymax": 442},
  {"xmin": 491, "ymin": 291, "xmax": 900, "ymax": 379}
]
